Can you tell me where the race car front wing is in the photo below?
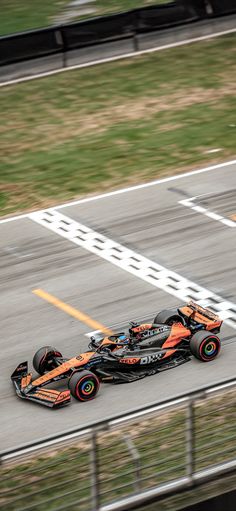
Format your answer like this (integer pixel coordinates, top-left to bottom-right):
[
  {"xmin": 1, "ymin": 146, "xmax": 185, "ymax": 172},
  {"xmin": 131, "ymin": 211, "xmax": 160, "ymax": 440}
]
[{"xmin": 11, "ymin": 362, "xmax": 71, "ymax": 408}]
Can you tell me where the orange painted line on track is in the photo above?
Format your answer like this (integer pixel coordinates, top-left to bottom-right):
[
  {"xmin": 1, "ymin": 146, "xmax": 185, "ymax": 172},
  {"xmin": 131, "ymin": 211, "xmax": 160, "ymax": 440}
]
[{"xmin": 33, "ymin": 289, "xmax": 113, "ymax": 336}]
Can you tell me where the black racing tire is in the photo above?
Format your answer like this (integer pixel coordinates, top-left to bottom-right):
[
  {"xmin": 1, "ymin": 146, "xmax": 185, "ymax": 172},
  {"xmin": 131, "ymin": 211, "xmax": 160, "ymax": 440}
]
[
  {"xmin": 69, "ymin": 370, "xmax": 100, "ymax": 402},
  {"xmin": 154, "ymin": 309, "xmax": 185, "ymax": 326},
  {"xmin": 190, "ymin": 331, "xmax": 221, "ymax": 362},
  {"xmin": 33, "ymin": 346, "xmax": 62, "ymax": 375}
]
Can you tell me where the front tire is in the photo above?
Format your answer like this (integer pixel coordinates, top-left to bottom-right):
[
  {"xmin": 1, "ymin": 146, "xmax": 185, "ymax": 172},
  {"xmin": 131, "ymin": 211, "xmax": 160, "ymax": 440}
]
[
  {"xmin": 33, "ymin": 346, "xmax": 62, "ymax": 375},
  {"xmin": 154, "ymin": 309, "xmax": 184, "ymax": 326},
  {"xmin": 69, "ymin": 370, "xmax": 100, "ymax": 402},
  {"xmin": 190, "ymin": 331, "xmax": 221, "ymax": 362}
]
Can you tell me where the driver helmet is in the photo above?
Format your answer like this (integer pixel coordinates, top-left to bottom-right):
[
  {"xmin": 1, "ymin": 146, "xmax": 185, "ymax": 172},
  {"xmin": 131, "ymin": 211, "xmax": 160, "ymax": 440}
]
[{"xmin": 118, "ymin": 334, "xmax": 129, "ymax": 344}]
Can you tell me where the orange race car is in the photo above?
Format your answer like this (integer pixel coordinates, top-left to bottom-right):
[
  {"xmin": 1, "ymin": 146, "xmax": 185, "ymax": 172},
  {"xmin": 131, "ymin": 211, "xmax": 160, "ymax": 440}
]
[{"xmin": 11, "ymin": 301, "xmax": 222, "ymax": 408}]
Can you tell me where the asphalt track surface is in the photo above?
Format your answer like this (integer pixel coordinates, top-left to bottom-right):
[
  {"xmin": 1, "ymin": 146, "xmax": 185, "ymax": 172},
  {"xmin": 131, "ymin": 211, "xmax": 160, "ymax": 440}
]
[{"xmin": 1, "ymin": 161, "xmax": 236, "ymax": 450}]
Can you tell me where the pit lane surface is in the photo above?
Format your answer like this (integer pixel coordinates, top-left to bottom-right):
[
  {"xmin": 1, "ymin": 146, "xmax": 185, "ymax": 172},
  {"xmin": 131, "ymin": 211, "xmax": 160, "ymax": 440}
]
[{"xmin": 1, "ymin": 161, "xmax": 236, "ymax": 450}]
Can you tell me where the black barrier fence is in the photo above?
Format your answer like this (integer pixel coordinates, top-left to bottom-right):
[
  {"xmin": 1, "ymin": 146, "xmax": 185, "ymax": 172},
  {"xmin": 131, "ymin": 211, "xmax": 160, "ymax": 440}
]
[
  {"xmin": 0, "ymin": 1, "xmax": 198, "ymax": 66},
  {"xmin": 61, "ymin": 2, "xmax": 198, "ymax": 51},
  {"xmin": 188, "ymin": 0, "xmax": 236, "ymax": 17},
  {"xmin": 0, "ymin": 27, "xmax": 64, "ymax": 66},
  {"xmin": 185, "ymin": 1, "xmax": 209, "ymax": 16},
  {"xmin": 61, "ymin": 11, "xmax": 135, "ymax": 50},
  {"xmin": 210, "ymin": 0, "xmax": 236, "ymax": 16},
  {"xmin": 136, "ymin": 2, "xmax": 198, "ymax": 32},
  {"xmin": 0, "ymin": 0, "xmax": 236, "ymax": 68}
]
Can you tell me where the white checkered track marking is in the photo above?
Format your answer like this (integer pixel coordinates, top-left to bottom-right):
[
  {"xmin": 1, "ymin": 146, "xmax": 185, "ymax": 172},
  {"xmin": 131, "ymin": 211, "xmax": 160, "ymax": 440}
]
[{"xmin": 29, "ymin": 210, "xmax": 236, "ymax": 329}]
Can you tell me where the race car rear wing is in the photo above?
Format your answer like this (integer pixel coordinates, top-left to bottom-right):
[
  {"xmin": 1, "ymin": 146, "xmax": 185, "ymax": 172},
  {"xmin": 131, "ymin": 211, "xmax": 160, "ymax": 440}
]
[{"xmin": 186, "ymin": 301, "xmax": 221, "ymax": 322}]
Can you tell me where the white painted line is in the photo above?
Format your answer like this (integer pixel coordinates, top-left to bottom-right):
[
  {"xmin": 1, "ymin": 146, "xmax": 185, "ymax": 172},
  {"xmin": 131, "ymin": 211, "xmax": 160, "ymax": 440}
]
[
  {"xmin": 180, "ymin": 199, "xmax": 195, "ymax": 207},
  {"xmin": 29, "ymin": 209, "xmax": 236, "ymax": 329},
  {"xmin": 205, "ymin": 211, "xmax": 223, "ymax": 221},
  {"xmin": 0, "ymin": 213, "xmax": 30, "ymax": 225},
  {"xmin": 1, "ymin": 26, "xmax": 236, "ymax": 89},
  {"xmin": 179, "ymin": 197, "xmax": 236, "ymax": 228},
  {"xmin": 220, "ymin": 218, "xmax": 236, "ymax": 227},
  {"xmin": 1, "ymin": 159, "xmax": 236, "ymax": 225},
  {"xmin": 192, "ymin": 205, "xmax": 208, "ymax": 214},
  {"xmin": 54, "ymin": 160, "xmax": 236, "ymax": 211}
]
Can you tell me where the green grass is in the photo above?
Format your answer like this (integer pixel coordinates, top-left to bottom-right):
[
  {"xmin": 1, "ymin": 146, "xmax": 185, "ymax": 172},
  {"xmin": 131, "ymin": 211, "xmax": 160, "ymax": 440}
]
[
  {"xmin": 0, "ymin": 0, "xmax": 167, "ymax": 36},
  {"xmin": 0, "ymin": 34, "xmax": 236, "ymax": 216},
  {"xmin": 0, "ymin": 390, "xmax": 235, "ymax": 511},
  {"xmin": 0, "ymin": 1, "xmax": 68, "ymax": 36},
  {"xmin": 90, "ymin": 0, "xmax": 168, "ymax": 18}
]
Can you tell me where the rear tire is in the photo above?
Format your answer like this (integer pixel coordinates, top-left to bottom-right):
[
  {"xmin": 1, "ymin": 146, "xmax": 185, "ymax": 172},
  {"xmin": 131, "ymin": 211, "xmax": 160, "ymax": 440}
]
[
  {"xmin": 190, "ymin": 331, "xmax": 221, "ymax": 362},
  {"xmin": 33, "ymin": 346, "xmax": 62, "ymax": 375},
  {"xmin": 154, "ymin": 309, "xmax": 184, "ymax": 326},
  {"xmin": 69, "ymin": 370, "xmax": 100, "ymax": 402}
]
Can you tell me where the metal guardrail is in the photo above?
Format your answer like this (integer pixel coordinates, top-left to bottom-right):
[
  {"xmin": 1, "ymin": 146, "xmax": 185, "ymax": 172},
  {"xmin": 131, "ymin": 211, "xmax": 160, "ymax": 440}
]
[
  {"xmin": 1, "ymin": 7, "xmax": 236, "ymax": 85},
  {"xmin": 1, "ymin": 1, "xmax": 236, "ymax": 69},
  {"xmin": 0, "ymin": 2, "xmax": 198, "ymax": 67},
  {"xmin": 1, "ymin": 378, "xmax": 236, "ymax": 511}
]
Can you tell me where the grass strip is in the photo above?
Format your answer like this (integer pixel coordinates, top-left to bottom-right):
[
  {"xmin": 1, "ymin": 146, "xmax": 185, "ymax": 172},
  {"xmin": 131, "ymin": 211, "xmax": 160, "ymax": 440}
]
[
  {"xmin": 0, "ymin": 34, "xmax": 236, "ymax": 216},
  {"xmin": 0, "ymin": 0, "xmax": 166, "ymax": 36}
]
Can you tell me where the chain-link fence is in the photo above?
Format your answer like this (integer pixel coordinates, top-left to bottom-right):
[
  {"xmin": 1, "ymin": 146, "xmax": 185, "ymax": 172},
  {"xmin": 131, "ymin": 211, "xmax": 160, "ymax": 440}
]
[{"xmin": 1, "ymin": 378, "xmax": 236, "ymax": 511}]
